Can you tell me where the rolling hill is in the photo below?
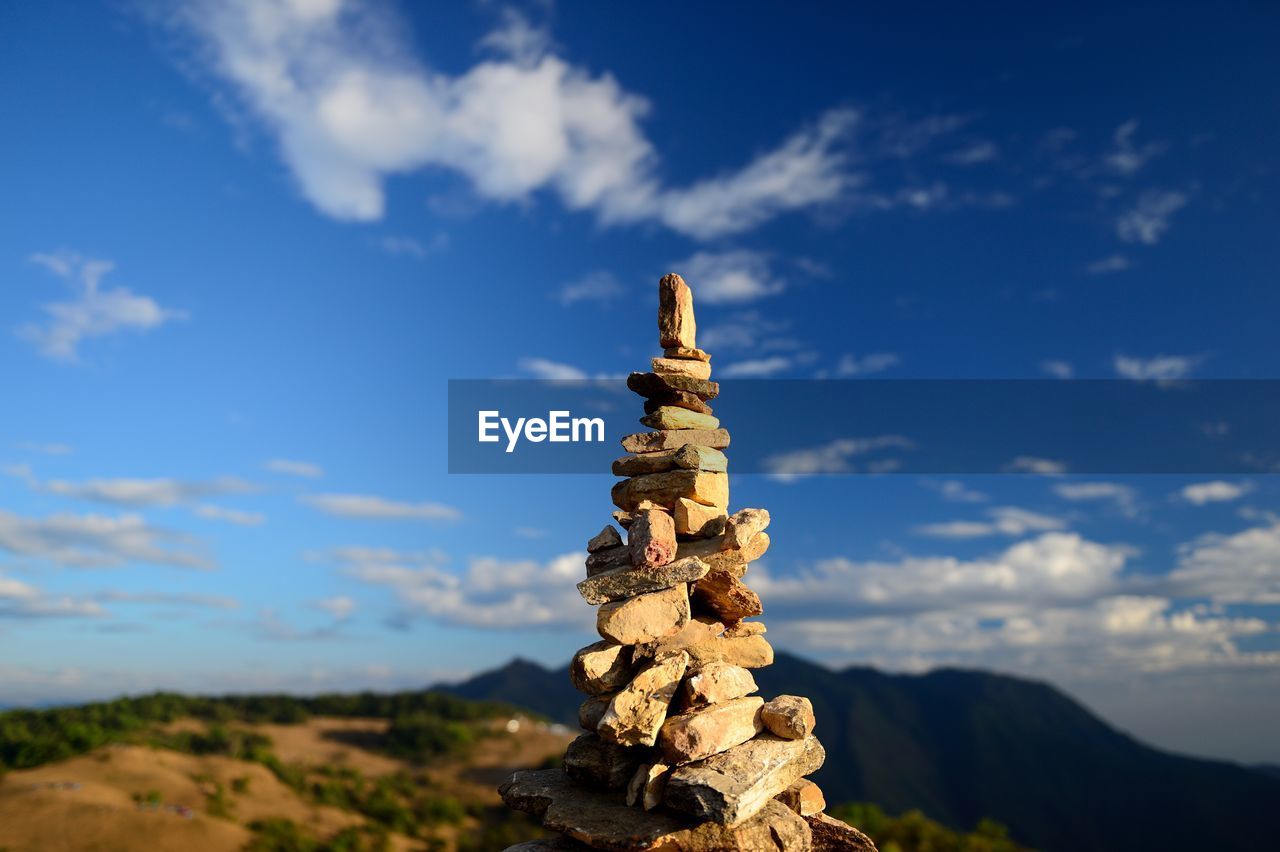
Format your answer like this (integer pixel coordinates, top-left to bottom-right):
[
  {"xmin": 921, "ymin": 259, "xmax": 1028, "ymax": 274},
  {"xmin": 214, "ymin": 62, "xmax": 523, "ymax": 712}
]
[{"xmin": 436, "ymin": 652, "xmax": 1280, "ymax": 852}]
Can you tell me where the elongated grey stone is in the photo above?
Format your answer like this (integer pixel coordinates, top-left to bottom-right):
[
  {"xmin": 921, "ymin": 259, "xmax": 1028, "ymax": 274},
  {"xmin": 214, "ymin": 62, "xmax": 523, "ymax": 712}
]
[
  {"xmin": 577, "ymin": 556, "xmax": 709, "ymax": 605},
  {"xmin": 665, "ymin": 734, "xmax": 826, "ymax": 826}
]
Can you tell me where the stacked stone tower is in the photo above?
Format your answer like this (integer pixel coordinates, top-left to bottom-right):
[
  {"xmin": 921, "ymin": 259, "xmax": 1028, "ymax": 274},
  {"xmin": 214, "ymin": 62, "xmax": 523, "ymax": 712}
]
[{"xmin": 499, "ymin": 275, "xmax": 874, "ymax": 851}]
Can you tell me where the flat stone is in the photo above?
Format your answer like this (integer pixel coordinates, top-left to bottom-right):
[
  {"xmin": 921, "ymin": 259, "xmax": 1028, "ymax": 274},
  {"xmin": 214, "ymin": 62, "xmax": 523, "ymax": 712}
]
[
  {"xmin": 640, "ymin": 406, "xmax": 720, "ymax": 431},
  {"xmin": 500, "ymin": 769, "xmax": 811, "ymax": 851},
  {"xmin": 658, "ymin": 272, "xmax": 697, "ymax": 350},
  {"xmin": 628, "ymin": 507, "xmax": 677, "ymax": 568},
  {"xmin": 579, "ymin": 693, "xmax": 614, "ymax": 731},
  {"xmin": 693, "ymin": 566, "xmax": 763, "ymax": 622},
  {"xmin": 562, "ymin": 733, "xmax": 644, "ymax": 790},
  {"xmin": 685, "ymin": 633, "xmax": 774, "ymax": 669},
  {"xmin": 613, "ymin": 445, "xmax": 727, "ymax": 477},
  {"xmin": 761, "ymin": 695, "xmax": 816, "ymax": 740},
  {"xmin": 621, "ymin": 429, "xmax": 730, "ymax": 453},
  {"xmin": 665, "ymin": 734, "xmax": 827, "ymax": 826},
  {"xmin": 806, "ymin": 813, "xmax": 878, "ymax": 851},
  {"xmin": 585, "ymin": 544, "xmax": 631, "ymax": 577},
  {"xmin": 598, "ymin": 651, "xmax": 689, "ymax": 747},
  {"xmin": 776, "ymin": 779, "xmax": 826, "ymax": 817},
  {"xmin": 683, "ymin": 662, "xmax": 758, "ymax": 707},
  {"xmin": 677, "ymin": 532, "xmax": 769, "ymax": 579},
  {"xmin": 659, "ymin": 696, "xmax": 763, "ymax": 764},
  {"xmin": 632, "ymin": 615, "xmax": 725, "ymax": 664},
  {"xmin": 625, "ymin": 761, "xmax": 671, "ymax": 811},
  {"xmin": 664, "ymin": 346, "xmax": 711, "ymax": 362},
  {"xmin": 577, "ymin": 556, "xmax": 709, "ymax": 605},
  {"xmin": 587, "ymin": 525, "xmax": 623, "ymax": 553},
  {"xmin": 652, "ymin": 357, "xmax": 712, "ymax": 381},
  {"xmin": 612, "ymin": 470, "xmax": 728, "ymax": 512},
  {"xmin": 628, "ymin": 371, "xmax": 719, "ymax": 402},
  {"xmin": 724, "ymin": 620, "xmax": 766, "ymax": 638},
  {"xmin": 725, "ymin": 508, "xmax": 771, "ymax": 550},
  {"xmin": 675, "ymin": 498, "xmax": 728, "ymax": 538},
  {"xmin": 597, "ymin": 584, "xmax": 690, "ymax": 645},
  {"xmin": 570, "ymin": 641, "xmax": 633, "ymax": 695},
  {"xmin": 501, "ymin": 836, "xmax": 591, "ymax": 852},
  {"xmin": 643, "ymin": 391, "xmax": 714, "ymax": 415}
]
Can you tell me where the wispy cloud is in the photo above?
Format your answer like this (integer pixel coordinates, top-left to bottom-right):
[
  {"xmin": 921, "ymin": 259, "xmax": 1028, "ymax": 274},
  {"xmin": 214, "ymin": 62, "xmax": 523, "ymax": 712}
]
[
  {"xmin": 33, "ymin": 475, "xmax": 256, "ymax": 508},
  {"xmin": 196, "ymin": 504, "xmax": 265, "ymax": 526},
  {"xmin": 916, "ymin": 506, "xmax": 1066, "ymax": 539},
  {"xmin": 671, "ymin": 249, "xmax": 786, "ymax": 304},
  {"xmin": 1006, "ymin": 456, "xmax": 1067, "ymax": 475},
  {"xmin": 943, "ymin": 140, "xmax": 999, "ymax": 165},
  {"xmin": 301, "ymin": 493, "xmax": 460, "ymax": 521},
  {"xmin": 1179, "ymin": 481, "xmax": 1251, "ymax": 506},
  {"xmin": 1085, "ymin": 254, "xmax": 1130, "ymax": 275},
  {"xmin": 764, "ymin": 435, "xmax": 914, "ymax": 481},
  {"xmin": 1116, "ymin": 190, "xmax": 1187, "ymax": 244},
  {"xmin": 1053, "ymin": 481, "xmax": 1138, "ymax": 516},
  {"xmin": 556, "ymin": 270, "xmax": 624, "ymax": 306},
  {"xmin": 1040, "ymin": 360, "xmax": 1074, "ymax": 379},
  {"xmin": 719, "ymin": 356, "xmax": 795, "ymax": 378},
  {"xmin": 0, "ymin": 510, "xmax": 211, "ymax": 569},
  {"xmin": 1170, "ymin": 521, "xmax": 1280, "ymax": 603},
  {"xmin": 374, "ymin": 233, "xmax": 448, "ymax": 259},
  {"xmin": 835, "ymin": 352, "xmax": 899, "ymax": 377},
  {"xmin": 1114, "ymin": 353, "xmax": 1199, "ymax": 380},
  {"xmin": 1103, "ymin": 120, "xmax": 1166, "ymax": 176},
  {"xmin": 518, "ymin": 357, "xmax": 587, "ymax": 380},
  {"xmin": 264, "ymin": 458, "xmax": 324, "ymax": 478}
]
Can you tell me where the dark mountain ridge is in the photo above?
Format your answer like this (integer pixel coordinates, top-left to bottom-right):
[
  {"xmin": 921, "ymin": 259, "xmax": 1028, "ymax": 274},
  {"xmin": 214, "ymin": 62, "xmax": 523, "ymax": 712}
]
[{"xmin": 436, "ymin": 651, "xmax": 1280, "ymax": 852}]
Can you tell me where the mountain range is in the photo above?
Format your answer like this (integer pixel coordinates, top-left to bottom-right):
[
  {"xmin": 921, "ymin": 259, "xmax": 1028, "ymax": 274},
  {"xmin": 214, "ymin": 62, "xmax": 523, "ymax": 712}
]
[{"xmin": 436, "ymin": 651, "xmax": 1280, "ymax": 852}]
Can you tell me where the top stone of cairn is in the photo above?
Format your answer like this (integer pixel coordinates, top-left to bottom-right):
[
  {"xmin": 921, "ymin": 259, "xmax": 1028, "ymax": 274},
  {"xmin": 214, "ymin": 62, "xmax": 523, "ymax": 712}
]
[{"xmin": 658, "ymin": 273, "xmax": 697, "ymax": 350}]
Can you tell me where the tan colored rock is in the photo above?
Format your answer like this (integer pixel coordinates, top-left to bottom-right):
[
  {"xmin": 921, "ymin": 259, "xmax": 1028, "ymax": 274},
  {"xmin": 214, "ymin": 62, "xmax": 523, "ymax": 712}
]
[
  {"xmin": 664, "ymin": 346, "xmax": 711, "ymax": 362},
  {"xmin": 584, "ymin": 544, "xmax": 630, "ymax": 577},
  {"xmin": 724, "ymin": 620, "xmax": 766, "ymax": 638},
  {"xmin": 776, "ymin": 779, "xmax": 826, "ymax": 817},
  {"xmin": 562, "ymin": 733, "xmax": 643, "ymax": 790},
  {"xmin": 597, "ymin": 584, "xmax": 690, "ymax": 645},
  {"xmin": 658, "ymin": 272, "xmax": 696, "ymax": 350},
  {"xmin": 665, "ymin": 734, "xmax": 827, "ymax": 826},
  {"xmin": 612, "ymin": 445, "xmax": 727, "ymax": 477},
  {"xmin": 643, "ymin": 390, "xmax": 714, "ymax": 415},
  {"xmin": 675, "ymin": 498, "xmax": 728, "ymax": 538},
  {"xmin": 628, "ymin": 371, "xmax": 718, "ymax": 401},
  {"xmin": 761, "ymin": 695, "xmax": 816, "ymax": 740},
  {"xmin": 685, "ymin": 633, "xmax": 774, "ymax": 669},
  {"xmin": 641, "ymin": 406, "xmax": 720, "ymax": 431},
  {"xmin": 586, "ymin": 525, "xmax": 622, "ymax": 553},
  {"xmin": 612, "ymin": 470, "xmax": 728, "ymax": 512},
  {"xmin": 500, "ymin": 769, "xmax": 812, "ymax": 851},
  {"xmin": 577, "ymin": 556, "xmax": 709, "ymax": 605},
  {"xmin": 677, "ymin": 531, "xmax": 770, "ymax": 579},
  {"xmin": 683, "ymin": 662, "xmax": 758, "ymax": 707},
  {"xmin": 659, "ymin": 696, "xmax": 764, "ymax": 764},
  {"xmin": 570, "ymin": 640, "xmax": 632, "ymax": 694},
  {"xmin": 725, "ymin": 508, "xmax": 771, "ymax": 550},
  {"xmin": 612, "ymin": 509, "xmax": 635, "ymax": 529},
  {"xmin": 632, "ymin": 615, "xmax": 725, "ymax": 664},
  {"xmin": 806, "ymin": 813, "xmax": 877, "ymax": 851},
  {"xmin": 578, "ymin": 692, "xmax": 613, "ymax": 731},
  {"xmin": 628, "ymin": 507, "xmax": 677, "ymax": 568},
  {"xmin": 693, "ymin": 566, "xmax": 763, "ymax": 622},
  {"xmin": 599, "ymin": 652, "xmax": 689, "ymax": 747},
  {"xmin": 621, "ymin": 428, "xmax": 730, "ymax": 453},
  {"xmin": 652, "ymin": 356, "xmax": 712, "ymax": 381},
  {"xmin": 625, "ymin": 761, "xmax": 671, "ymax": 811}
]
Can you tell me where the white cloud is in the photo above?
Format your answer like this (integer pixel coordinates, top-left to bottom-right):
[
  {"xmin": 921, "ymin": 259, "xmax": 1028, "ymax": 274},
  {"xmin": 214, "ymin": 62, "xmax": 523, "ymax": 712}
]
[
  {"xmin": 162, "ymin": 1, "xmax": 858, "ymax": 240},
  {"xmin": 1103, "ymin": 120, "xmax": 1165, "ymax": 176},
  {"xmin": 836, "ymin": 352, "xmax": 899, "ymax": 377},
  {"xmin": 19, "ymin": 251, "xmax": 187, "ymax": 362},
  {"xmin": 1170, "ymin": 521, "xmax": 1280, "ymax": 603},
  {"xmin": 698, "ymin": 311, "xmax": 798, "ymax": 353},
  {"xmin": 301, "ymin": 492, "xmax": 461, "ymax": 521},
  {"xmin": 0, "ymin": 510, "xmax": 211, "ymax": 569},
  {"xmin": 925, "ymin": 479, "xmax": 988, "ymax": 503},
  {"xmin": 1053, "ymin": 481, "xmax": 1138, "ymax": 515},
  {"xmin": 1007, "ymin": 456, "xmax": 1067, "ymax": 475},
  {"xmin": 1114, "ymin": 353, "xmax": 1198, "ymax": 380},
  {"xmin": 374, "ymin": 233, "xmax": 447, "ymax": 259},
  {"xmin": 518, "ymin": 357, "xmax": 588, "ymax": 380},
  {"xmin": 1180, "ymin": 481, "xmax": 1251, "ymax": 506},
  {"xmin": 943, "ymin": 140, "xmax": 999, "ymax": 165},
  {"xmin": 95, "ymin": 590, "xmax": 241, "ymax": 609},
  {"xmin": 264, "ymin": 458, "xmax": 325, "ymax": 478},
  {"xmin": 196, "ymin": 504, "xmax": 266, "ymax": 526},
  {"xmin": 1116, "ymin": 190, "xmax": 1187, "ymax": 244},
  {"xmin": 671, "ymin": 250, "xmax": 785, "ymax": 304},
  {"xmin": 719, "ymin": 356, "xmax": 794, "ymax": 378},
  {"xmin": 313, "ymin": 595, "xmax": 356, "ymax": 620},
  {"xmin": 1040, "ymin": 360, "xmax": 1074, "ymax": 379},
  {"xmin": 763, "ymin": 435, "xmax": 914, "ymax": 481},
  {"xmin": 18, "ymin": 442, "xmax": 75, "ymax": 455},
  {"xmin": 37, "ymin": 475, "xmax": 256, "ymax": 507},
  {"xmin": 916, "ymin": 506, "xmax": 1066, "ymax": 539},
  {"xmin": 557, "ymin": 270, "xmax": 624, "ymax": 305},
  {"xmin": 1086, "ymin": 254, "xmax": 1131, "ymax": 275}
]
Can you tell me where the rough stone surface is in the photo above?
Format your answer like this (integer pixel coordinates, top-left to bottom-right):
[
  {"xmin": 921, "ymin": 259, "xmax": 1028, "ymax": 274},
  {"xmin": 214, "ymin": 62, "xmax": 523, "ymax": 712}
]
[
  {"xmin": 598, "ymin": 651, "xmax": 689, "ymax": 747},
  {"xmin": 658, "ymin": 273, "xmax": 697, "ymax": 350},
  {"xmin": 675, "ymin": 498, "xmax": 728, "ymax": 538},
  {"xmin": 596, "ymin": 584, "xmax": 690, "ymax": 645},
  {"xmin": 652, "ymin": 356, "xmax": 712, "ymax": 381},
  {"xmin": 776, "ymin": 779, "xmax": 826, "ymax": 817},
  {"xmin": 628, "ymin": 507, "xmax": 677, "ymax": 569},
  {"xmin": 761, "ymin": 695, "xmax": 817, "ymax": 740},
  {"xmin": 640, "ymin": 406, "xmax": 720, "ymax": 431},
  {"xmin": 806, "ymin": 813, "xmax": 878, "ymax": 851},
  {"xmin": 643, "ymin": 390, "xmax": 714, "ymax": 415},
  {"xmin": 665, "ymin": 734, "xmax": 827, "ymax": 826},
  {"xmin": 676, "ymin": 531, "xmax": 770, "ymax": 579},
  {"xmin": 627, "ymin": 371, "xmax": 719, "ymax": 402},
  {"xmin": 632, "ymin": 615, "xmax": 725, "ymax": 664},
  {"xmin": 724, "ymin": 620, "xmax": 766, "ymax": 638},
  {"xmin": 613, "ymin": 445, "xmax": 727, "ymax": 477},
  {"xmin": 621, "ymin": 429, "xmax": 730, "ymax": 453},
  {"xmin": 659, "ymin": 696, "xmax": 764, "ymax": 764},
  {"xmin": 625, "ymin": 761, "xmax": 671, "ymax": 811},
  {"xmin": 587, "ymin": 525, "xmax": 623, "ymax": 553},
  {"xmin": 562, "ymin": 733, "xmax": 644, "ymax": 790},
  {"xmin": 664, "ymin": 346, "xmax": 711, "ymax": 362},
  {"xmin": 685, "ymin": 633, "xmax": 774, "ymax": 669},
  {"xmin": 693, "ymin": 566, "xmax": 764, "ymax": 622},
  {"xmin": 725, "ymin": 508, "xmax": 771, "ymax": 550},
  {"xmin": 683, "ymin": 662, "xmax": 758, "ymax": 707},
  {"xmin": 612, "ymin": 470, "xmax": 728, "ymax": 512},
  {"xmin": 570, "ymin": 641, "xmax": 633, "ymax": 695},
  {"xmin": 585, "ymin": 544, "xmax": 631, "ymax": 577},
  {"xmin": 500, "ymin": 769, "xmax": 811, "ymax": 851},
  {"xmin": 579, "ymin": 693, "xmax": 614, "ymax": 731},
  {"xmin": 577, "ymin": 556, "xmax": 709, "ymax": 605}
]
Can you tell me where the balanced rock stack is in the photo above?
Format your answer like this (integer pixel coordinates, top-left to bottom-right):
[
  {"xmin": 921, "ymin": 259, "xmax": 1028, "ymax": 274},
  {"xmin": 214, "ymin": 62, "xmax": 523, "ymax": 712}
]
[{"xmin": 499, "ymin": 275, "xmax": 875, "ymax": 852}]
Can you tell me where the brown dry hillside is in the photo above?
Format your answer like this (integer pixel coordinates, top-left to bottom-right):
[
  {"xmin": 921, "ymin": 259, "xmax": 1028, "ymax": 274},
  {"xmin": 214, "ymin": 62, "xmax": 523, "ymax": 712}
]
[{"xmin": 0, "ymin": 715, "xmax": 572, "ymax": 852}]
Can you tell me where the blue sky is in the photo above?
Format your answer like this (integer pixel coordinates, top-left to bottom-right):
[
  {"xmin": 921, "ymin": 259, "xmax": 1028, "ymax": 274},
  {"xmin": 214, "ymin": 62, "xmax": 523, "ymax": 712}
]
[{"xmin": 2, "ymin": 0, "xmax": 1278, "ymax": 764}]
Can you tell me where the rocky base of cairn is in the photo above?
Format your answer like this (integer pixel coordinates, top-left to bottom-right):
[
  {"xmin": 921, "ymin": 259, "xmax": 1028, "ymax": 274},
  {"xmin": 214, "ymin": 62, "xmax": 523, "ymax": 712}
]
[{"xmin": 499, "ymin": 274, "xmax": 876, "ymax": 851}]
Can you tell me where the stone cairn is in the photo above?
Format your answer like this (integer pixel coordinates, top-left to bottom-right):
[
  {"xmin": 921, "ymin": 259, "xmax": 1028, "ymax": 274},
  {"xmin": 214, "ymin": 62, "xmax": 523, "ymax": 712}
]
[{"xmin": 500, "ymin": 275, "xmax": 875, "ymax": 851}]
